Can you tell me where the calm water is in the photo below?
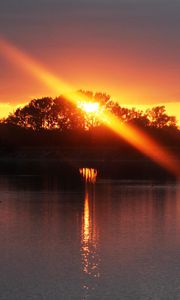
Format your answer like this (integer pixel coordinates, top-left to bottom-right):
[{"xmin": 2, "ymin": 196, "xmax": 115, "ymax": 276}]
[{"xmin": 0, "ymin": 169, "xmax": 180, "ymax": 299}]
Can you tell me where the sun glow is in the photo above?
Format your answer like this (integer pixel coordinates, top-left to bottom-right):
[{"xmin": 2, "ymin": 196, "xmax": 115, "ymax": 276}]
[
  {"xmin": 78, "ymin": 101, "xmax": 100, "ymax": 114},
  {"xmin": 0, "ymin": 37, "xmax": 179, "ymax": 177}
]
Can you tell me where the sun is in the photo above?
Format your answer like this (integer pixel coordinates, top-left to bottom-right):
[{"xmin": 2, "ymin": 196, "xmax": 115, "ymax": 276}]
[{"xmin": 78, "ymin": 101, "xmax": 100, "ymax": 114}]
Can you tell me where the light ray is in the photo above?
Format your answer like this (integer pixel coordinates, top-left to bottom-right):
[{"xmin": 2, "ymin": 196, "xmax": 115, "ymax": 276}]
[
  {"xmin": 101, "ymin": 111, "xmax": 180, "ymax": 176},
  {"xmin": 0, "ymin": 38, "xmax": 81, "ymax": 105},
  {"xmin": 0, "ymin": 37, "xmax": 179, "ymax": 177}
]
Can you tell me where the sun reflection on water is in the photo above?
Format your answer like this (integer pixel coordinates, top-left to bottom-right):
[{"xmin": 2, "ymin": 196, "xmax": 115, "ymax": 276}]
[
  {"xmin": 79, "ymin": 168, "xmax": 98, "ymax": 184},
  {"xmin": 79, "ymin": 168, "xmax": 100, "ymax": 299}
]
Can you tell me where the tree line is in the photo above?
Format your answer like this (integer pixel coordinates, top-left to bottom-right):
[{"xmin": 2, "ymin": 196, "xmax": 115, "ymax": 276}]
[
  {"xmin": 1, "ymin": 90, "xmax": 177, "ymax": 131},
  {"xmin": 0, "ymin": 90, "xmax": 179, "ymax": 150}
]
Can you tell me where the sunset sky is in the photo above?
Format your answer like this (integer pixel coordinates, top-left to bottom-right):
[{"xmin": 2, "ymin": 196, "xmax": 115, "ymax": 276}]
[{"xmin": 0, "ymin": 0, "xmax": 180, "ymax": 123}]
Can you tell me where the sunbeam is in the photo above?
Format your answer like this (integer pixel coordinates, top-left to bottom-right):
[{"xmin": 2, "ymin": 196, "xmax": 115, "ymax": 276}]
[{"xmin": 0, "ymin": 37, "xmax": 179, "ymax": 177}]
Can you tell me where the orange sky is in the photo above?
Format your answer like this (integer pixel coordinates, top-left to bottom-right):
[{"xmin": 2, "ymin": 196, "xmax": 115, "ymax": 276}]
[
  {"xmin": 0, "ymin": 55, "xmax": 180, "ymax": 125},
  {"xmin": 0, "ymin": 0, "xmax": 180, "ymax": 124}
]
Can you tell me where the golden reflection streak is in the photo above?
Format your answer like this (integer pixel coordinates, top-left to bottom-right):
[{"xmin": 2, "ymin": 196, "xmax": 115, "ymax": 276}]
[
  {"xmin": 0, "ymin": 37, "xmax": 179, "ymax": 177},
  {"xmin": 83, "ymin": 190, "xmax": 90, "ymax": 244},
  {"xmin": 79, "ymin": 168, "xmax": 98, "ymax": 184},
  {"xmin": 80, "ymin": 168, "xmax": 100, "ymax": 296}
]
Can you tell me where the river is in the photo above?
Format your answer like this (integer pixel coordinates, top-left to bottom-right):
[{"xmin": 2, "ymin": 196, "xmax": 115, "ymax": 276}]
[{"xmin": 0, "ymin": 168, "xmax": 179, "ymax": 299}]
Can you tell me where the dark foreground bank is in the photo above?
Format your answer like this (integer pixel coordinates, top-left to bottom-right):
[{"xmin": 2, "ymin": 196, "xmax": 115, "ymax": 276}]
[{"xmin": 0, "ymin": 147, "xmax": 179, "ymax": 182}]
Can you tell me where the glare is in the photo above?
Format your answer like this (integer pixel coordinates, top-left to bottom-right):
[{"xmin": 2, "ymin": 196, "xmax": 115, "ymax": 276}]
[
  {"xmin": 0, "ymin": 37, "xmax": 179, "ymax": 177},
  {"xmin": 79, "ymin": 101, "xmax": 100, "ymax": 114}
]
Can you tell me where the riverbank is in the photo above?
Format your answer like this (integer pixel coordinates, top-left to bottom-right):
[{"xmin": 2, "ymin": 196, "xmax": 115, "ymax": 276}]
[{"xmin": 0, "ymin": 146, "xmax": 179, "ymax": 180}]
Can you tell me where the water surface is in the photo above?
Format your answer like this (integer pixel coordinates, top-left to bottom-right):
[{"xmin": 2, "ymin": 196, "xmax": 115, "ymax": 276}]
[{"xmin": 0, "ymin": 171, "xmax": 180, "ymax": 299}]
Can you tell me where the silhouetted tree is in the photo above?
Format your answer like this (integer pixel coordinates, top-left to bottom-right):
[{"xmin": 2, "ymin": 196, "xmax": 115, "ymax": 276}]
[
  {"xmin": 6, "ymin": 97, "xmax": 54, "ymax": 130},
  {"xmin": 6, "ymin": 96, "xmax": 86, "ymax": 131},
  {"xmin": 146, "ymin": 106, "xmax": 177, "ymax": 128},
  {"xmin": 78, "ymin": 90, "xmax": 110, "ymax": 106},
  {"xmin": 4, "ymin": 92, "xmax": 178, "ymax": 133},
  {"xmin": 77, "ymin": 90, "xmax": 111, "ymax": 129},
  {"xmin": 52, "ymin": 97, "xmax": 85, "ymax": 131}
]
